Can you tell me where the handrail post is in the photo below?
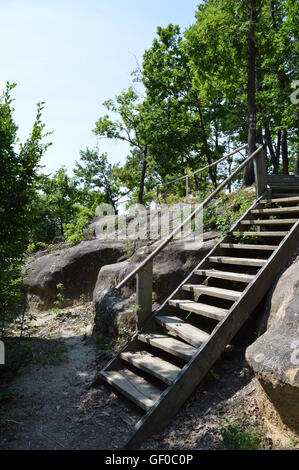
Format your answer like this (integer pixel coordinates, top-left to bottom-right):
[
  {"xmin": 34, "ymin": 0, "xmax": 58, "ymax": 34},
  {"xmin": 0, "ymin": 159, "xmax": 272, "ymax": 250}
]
[
  {"xmin": 253, "ymin": 145, "xmax": 267, "ymax": 198},
  {"xmin": 136, "ymin": 259, "xmax": 153, "ymax": 330}
]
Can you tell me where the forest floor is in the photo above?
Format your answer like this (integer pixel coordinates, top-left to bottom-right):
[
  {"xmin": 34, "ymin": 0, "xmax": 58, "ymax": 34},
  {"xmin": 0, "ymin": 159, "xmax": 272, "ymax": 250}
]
[{"xmin": 0, "ymin": 302, "xmax": 298, "ymax": 450}]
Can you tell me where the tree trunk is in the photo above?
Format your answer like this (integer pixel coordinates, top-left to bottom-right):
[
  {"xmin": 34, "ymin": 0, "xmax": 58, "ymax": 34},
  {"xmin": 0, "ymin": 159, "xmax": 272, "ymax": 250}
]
[
  {"xmin": 265, "ymin": 126, "xmax": 279, "ymax": 174},
  {"xmin": 197, "ymin": 102, "xmax": 217, "ymax": 187},
  {"xmin": 295, "ymin": 149, "xmax": 299, "ymax": 176},
  {"xmin": 138, "ymin": 146, "xmax": 147, "ymax": 205},
  {"xmin": 281, "ymin": 129, "xmax": 289, "ymax": 175},
  {"xmin": 244, "ymin": 0, "xmax": 257, "ymax": 187},
  {"xmin": 275, "ymin": 129, "xmax": 281, "ymax": 173},
  {"xmin": 296, "ymin": 122, "xmax": 299, "ymax": 176}
]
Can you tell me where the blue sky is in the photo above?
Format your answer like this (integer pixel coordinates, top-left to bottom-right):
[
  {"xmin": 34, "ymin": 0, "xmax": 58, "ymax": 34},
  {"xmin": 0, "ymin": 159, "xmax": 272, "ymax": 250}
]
[{"xmin": 0, "ymin": 0, "xmax": 200, "ymax": 175}]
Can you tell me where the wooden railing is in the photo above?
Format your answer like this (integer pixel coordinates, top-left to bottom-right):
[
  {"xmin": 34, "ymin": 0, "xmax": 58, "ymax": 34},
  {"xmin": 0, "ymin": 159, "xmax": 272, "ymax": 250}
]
[
  {"xmin": 156, "ymin": 144, "xmax": 248, "ymax": 198},
  {"xmin": 116, "ymin": 144, "xmax": 266, "ymax": 329}
]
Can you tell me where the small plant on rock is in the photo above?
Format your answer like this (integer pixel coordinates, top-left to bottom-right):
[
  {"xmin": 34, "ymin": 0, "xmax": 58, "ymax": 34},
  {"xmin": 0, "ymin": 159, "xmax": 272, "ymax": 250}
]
[{"xmin": 217, "ymin": 418, "xmax": 263, "ymax": 450}]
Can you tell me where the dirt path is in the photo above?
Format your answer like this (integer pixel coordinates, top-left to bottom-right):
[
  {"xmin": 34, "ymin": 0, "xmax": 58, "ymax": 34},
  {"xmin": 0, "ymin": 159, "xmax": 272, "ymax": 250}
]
[
  {"xmin": 0, "ymin": 304, "xmax": 297, "ymax": 450},
  {"xmin": 0, "ymin": 304, "xmax": 141, "ymax": 450}
]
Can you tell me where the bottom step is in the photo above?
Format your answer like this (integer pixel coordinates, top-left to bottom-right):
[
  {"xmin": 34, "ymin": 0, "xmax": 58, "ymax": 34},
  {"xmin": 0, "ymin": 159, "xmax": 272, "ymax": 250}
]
[{"xmin": 101, "ymin": 369, "xmax": 162, "ymax": 411}]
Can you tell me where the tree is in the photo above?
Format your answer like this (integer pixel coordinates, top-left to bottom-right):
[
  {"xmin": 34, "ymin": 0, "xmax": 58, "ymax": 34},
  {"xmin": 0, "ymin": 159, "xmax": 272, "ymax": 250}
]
[
  {"xmin": 38, "ymin": 167, "xmax": 79, "ymax": 238},
  {"xmin": 94, "ymin": 88, "xmax": 150, "ymax": 205},
  {"xmin": 0, "ymin": 83, "xmax": 50, "ymax": 332},
  {"xmin": 74, "ymin": 148, "xmax": 122, "ymax": 211},
  {"xmin": 141, "ymin": 24, "xmax": 219, "ymax": 188}
]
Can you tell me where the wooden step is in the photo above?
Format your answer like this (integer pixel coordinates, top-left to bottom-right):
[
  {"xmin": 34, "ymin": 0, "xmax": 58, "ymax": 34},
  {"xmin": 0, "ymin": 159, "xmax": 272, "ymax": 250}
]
[
  {"xmin": 269, "ymin": 185, "xmax": 299, "ymax": 190},
  {"xmin": 138, "ymin": 333, "xmax": 196, "ymax": 362},
  {"xmin": 241, "ymin": 219, "xmax": 297, "ymax": 226},
  {"xmin": 209, "ymin": 256, "xmax": 267, "ymax": 267},
  {"xmin": 261, "ymin": 196, "xmax": 299, "ymax": 205},
  {"xmin": 251, "ymin": 207, "xmax": 299, "ymax": 215},
  {"xmin": 220, "ymin": 243, "xmax": 278, "ymax": 251},
  {"xmin": 233, "ymin": 231, "xmax": 287, "ymax": 237},
  {"xmin": 156, "ymin": 315, "xmax": 210, "ymax": 348},
  {"xmin": 195, "ymin": 269, "xmax": 255, "ymax": 283},
  {"xmin": 183, "ymin": 284, "xmax": 242, "ymax": 301},
  {"xmin": 272, "ymin": 193, "xmax": 299, "ymax": 198},
  {"xmin": 100, "ymin": 369, "xmax": 162, "ymax": 411},
  {"xmin": 121, "ymin": 351, "xmax": 181, "ymax": 386},
  {"xmin": 169, "ymin": 299, "xmax": 227, "ymax": 321}
]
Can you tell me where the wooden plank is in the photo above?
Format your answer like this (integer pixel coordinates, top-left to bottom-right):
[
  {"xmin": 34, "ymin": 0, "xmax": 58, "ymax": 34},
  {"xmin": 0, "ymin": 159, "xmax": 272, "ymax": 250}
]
[
  {"xmin": 233, "ymin": 231, "xmax": 287, "ymax": 237},
  {"xmin": 241, "ymin": 219, "xmax": 297, "ymax": 225},
  {"xmin": 209, "ymin": 256, "xmax": 267, "ymax": 267},
  {"xmin": 182, "ymin": 284, "xmax": 242, "ymax": 301},
  {"xmin": 136, "ymin": 260, "xmax": 153, "ymax": 329},
  {"xmin": 195, "ymin": 269, "xmax": 255, "ymax": 283},
  {"xmin": 220, "ymin": 243, "xmax": 278, "ymax": 251},
  {"xmin": 271, "ymin": 193, "xmax": 299, "ymax": 198},
  {"xmin": 169, "ymin": 299, "xmax": 227, "ymax": 321},
  {"xmin": 124, "ymin": 220, "xmax": 299, "ymax": 449},
  {"xmin": 251, "ymin": 207, "xmax": 299, "ymax": 215},
  {"xmin": 138, "ymin": 333, "xmax": 196, "ymax": 362},
  {"xmin": 121, "ymin": 351, "xmax": 181, "ymax": 385},
  {"xmin": 100, "ymin": 369, "xmax": 162, "ymax": 411},
  {"xmin": 156, "ymin": 315, "xmax": 210, "ymax": 348},
  {"xmin": 261, "ymin": 196, "xmax": 299, "ymax": 204}
]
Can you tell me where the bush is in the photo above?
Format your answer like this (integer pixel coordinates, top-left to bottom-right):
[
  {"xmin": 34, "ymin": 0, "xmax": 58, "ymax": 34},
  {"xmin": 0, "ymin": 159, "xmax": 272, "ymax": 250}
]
[
  {"xmin": 64, "ymin": 205, "xmax": 94, "ymax": 246},
  {"xmin": 218, "ymin": 419, "xmax": 263, "ymax": 450}
]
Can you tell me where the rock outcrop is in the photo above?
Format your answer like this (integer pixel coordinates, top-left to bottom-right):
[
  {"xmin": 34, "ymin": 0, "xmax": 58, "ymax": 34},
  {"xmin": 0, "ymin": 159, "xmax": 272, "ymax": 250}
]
[
  {"xmin": 93, "ymin": 232, "xmax": 218, "ymax": 338},
  {"xmin": 24, "ymin": 239, "xmax": 127, "ymax": 311},
  {"xmin": 246, "ymin": 255, "xmax": 299, "ymax": 434}
]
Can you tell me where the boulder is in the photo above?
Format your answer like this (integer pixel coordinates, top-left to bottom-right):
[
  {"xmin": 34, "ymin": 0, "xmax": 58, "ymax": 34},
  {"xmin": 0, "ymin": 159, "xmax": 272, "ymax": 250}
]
[
  {"xmin": 93, "ymin": 231, "xmax": 218, "ymax": 338},
  {"xmin": 24, "ymin": 239, "xmax": 127, "ymax": 311},
  {"xmin": 246, "ymin": 255, "xmax": 299, "ymax": 434}
]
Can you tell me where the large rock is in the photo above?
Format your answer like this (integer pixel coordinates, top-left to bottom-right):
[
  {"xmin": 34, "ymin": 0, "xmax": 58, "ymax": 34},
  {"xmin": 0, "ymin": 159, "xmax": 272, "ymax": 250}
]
[
  {"xmin": 246, "ymin": 255, "xmax": 299, "ymax": 434},
  {"xmin": 93, "ymin": 231, "xmax": 218, "ymax": 338},
  {"xmin": 24, "ymin": 240, "xmax": 127, "ymax": 311}
]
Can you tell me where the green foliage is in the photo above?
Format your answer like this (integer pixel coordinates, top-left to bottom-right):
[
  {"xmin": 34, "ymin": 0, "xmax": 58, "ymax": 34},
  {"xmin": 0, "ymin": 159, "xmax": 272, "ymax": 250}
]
[
  {"xmin": 53, "ymin": 283, "xmax": 70, "ymax": 308},
  {"xmin": 0, "ymin": 83, "xmax": 50, "ymax": 333},
  {"xmin": 209, "ymin": 369, "xmax": 220, "ymax": 381},
  {"xmin": 64, "ymin": 205, "xmax": 94, "ymax": 246},
  {"xmin": 218, "ymin": 419, "xmax": 263, "ymax": 450},
  {"xmin": 74, "ymin": 148, "xmax": 121, "ymax": 210},
  {"xmin": 204, "ymin": 189, "xmax": 255, "ymax": 236}
]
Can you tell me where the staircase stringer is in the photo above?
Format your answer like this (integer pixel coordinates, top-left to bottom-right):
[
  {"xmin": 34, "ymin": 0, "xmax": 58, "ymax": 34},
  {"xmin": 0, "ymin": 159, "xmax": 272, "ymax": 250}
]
[{"xmin": 124, "ymin": 218, "xmax": 299, "ymax": 448}]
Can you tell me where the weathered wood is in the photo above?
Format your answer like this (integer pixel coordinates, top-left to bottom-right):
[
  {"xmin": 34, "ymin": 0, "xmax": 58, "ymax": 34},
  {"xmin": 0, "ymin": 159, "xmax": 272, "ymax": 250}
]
[
  {"xmin": 253, "ymin": 145, "xmax": 267, "ymax": 198},
  {"xmin": 241, "ymin": 219, "xmax": 297, "ymax": 225},
  {"xmin": 233, "ymin": 231, "xmax": 287, "ymax": 237},
  {"xmin": 209, "ymin": 256, "xmax": 267, "ymax": 267},
  {"xmin": 136, "ymin": 260, "xmax": 153, "ymax": 329},
  {"xmin": 261, "ymin": 196, "xmax": 299, "ymax": 204},
  {"xmin": 124, "ymin": 220, "xmax": 299, "ymax": 448},
  {"xmin": 100, "ymin": 369, "xmax": 162, "ymax": 411},
  {"xmin": 195, "ymin": 269, "xmax": 255, "ymax": 283},
  {"xmin": 156, "ymin": 315, "xmax": 210, "ymax": 348},
  {"xmin": 272, "ymin": 193, "xmax": 299, "ymax": 198},
  {"xmin": 138, "ymin": 333, "xmax": 196, "ymax": 362},
  {"xmin": 121, "ymin": 351, "xmax": 181, "ymax": 385},
  {"xmin": 251, "ymin": 206, "xmax": 299, "ymax": 215},
  {"xmin": 182, "ymin": 284, "xmax": 242, "ymax": 301},
  {"xmin": 220, "ymin": 243, "xmax": 278, "ymax": 251},
  {"xmin": 169, "ymin": 299, "xmax": 227, "ymax": 321}
]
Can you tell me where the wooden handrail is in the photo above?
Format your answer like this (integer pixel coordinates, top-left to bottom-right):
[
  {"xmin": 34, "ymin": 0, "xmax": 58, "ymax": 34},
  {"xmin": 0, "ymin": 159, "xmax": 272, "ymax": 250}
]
[
  {"xmin": 157, "ymin": 144, "xmax": 248, "ymax": 189},
  {"xmin": 116, "ymin": 144, "xmax": 263, "ymax": 290}
]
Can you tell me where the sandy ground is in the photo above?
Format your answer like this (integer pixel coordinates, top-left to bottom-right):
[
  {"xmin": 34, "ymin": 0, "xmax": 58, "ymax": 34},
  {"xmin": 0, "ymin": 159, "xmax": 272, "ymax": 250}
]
[{"xmin": 0, "ymin": 303, "xmax": 297, "ymax": 450}]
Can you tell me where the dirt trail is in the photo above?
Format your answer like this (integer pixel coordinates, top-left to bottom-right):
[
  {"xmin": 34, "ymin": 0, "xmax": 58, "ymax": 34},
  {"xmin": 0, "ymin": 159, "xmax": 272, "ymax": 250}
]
[
  {"xmin": 0, "ymin": 304, "xmax": 297, "ymax": 450},
  {"xmin": 0, "ymin": 304, "xmax": 140, "ymax": 450}
]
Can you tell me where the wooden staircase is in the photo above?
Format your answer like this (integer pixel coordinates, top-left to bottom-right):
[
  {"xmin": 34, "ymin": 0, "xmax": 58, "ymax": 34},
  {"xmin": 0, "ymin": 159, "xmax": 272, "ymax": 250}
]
[{"xmin": 99, "ymin": 172, "xmax": 299, "ymax": 448}]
